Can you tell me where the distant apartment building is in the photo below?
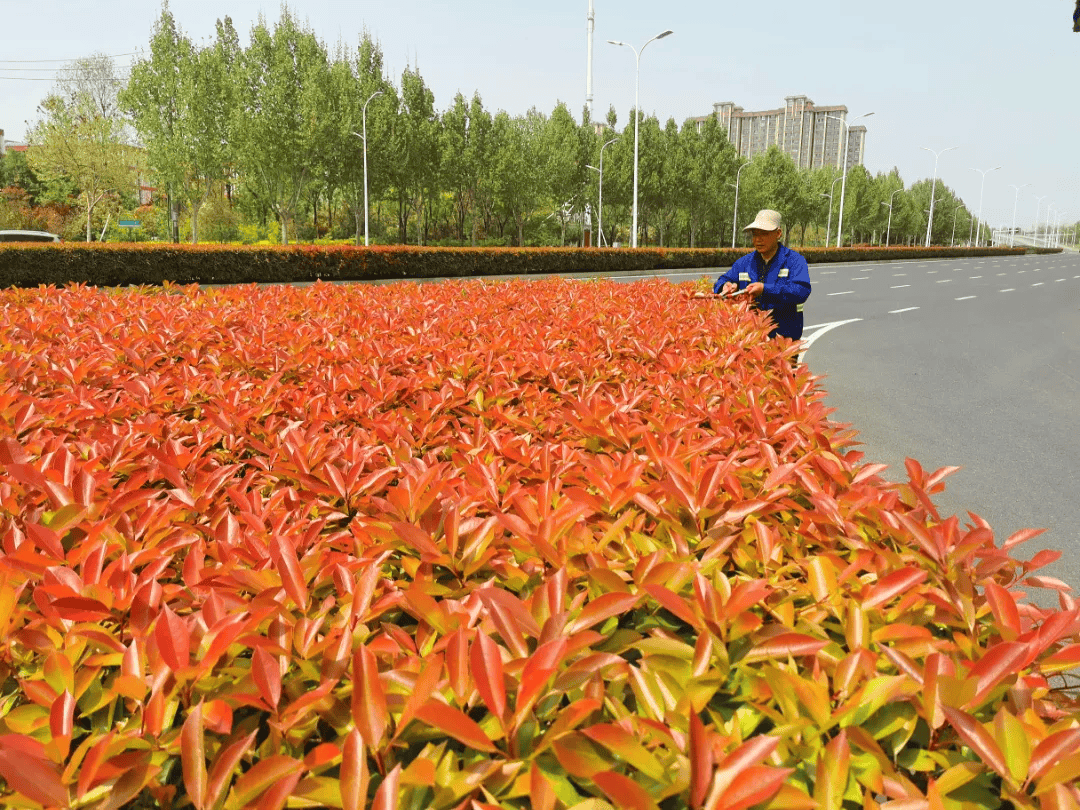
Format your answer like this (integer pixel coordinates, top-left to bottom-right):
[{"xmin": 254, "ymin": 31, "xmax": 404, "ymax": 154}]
[{"xmin": 691, "ymin": 96, "xmax": 868, "ymax": 171}]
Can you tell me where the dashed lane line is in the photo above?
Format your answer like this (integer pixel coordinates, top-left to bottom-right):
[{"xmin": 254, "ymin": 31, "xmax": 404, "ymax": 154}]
[
  {"xmin": 970, "ymin": 275, "xmax": 982, "ymax": 279},
  {"xmin": 827, "ymin": 291, "xmax": 855, "ymax": 296},
  {"xmin": 1032, "ymin": 282, "xmax": 1044, "ymax": 287},
  {"xmin": 955, "ymin": 296, "xmax": 977, "ymax": 301},
  {"xmin": 1000, "ymin": 288, "xmax": 1016, "ymax": 293},
  {"xmin": 936, "ymin": 279, "xmax": 952, "ymax": 283},
  {"xmin": 891, "ymin": 284, "xmax": 910, "ymax": 289},
  {"xmin": 890, "ymin": 307, "xmax": 919, "ymax": 314}
]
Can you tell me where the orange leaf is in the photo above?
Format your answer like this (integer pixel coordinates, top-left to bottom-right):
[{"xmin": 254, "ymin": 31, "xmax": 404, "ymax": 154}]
[
  {"xmin": 1029, "ymin": 728, "xmax": 1080, "ymax": 783},
  {"xmin": 690, "ymin": 712, "xmax": 712, "ymax": 810},
  {"xmin": 0, "ymin": 744, "xmax": 69, "ymax": 809},
  {"xmin": 341, "ymin": 729, "xmax": 368, "ymax": 810},
  {"xmin": 741, "ymin": 633, "xmax": 826, "ymax": 662},
  {"xmin": 252, "ymin": 646, "xmax": 282, "ymax": 711},
  {"xmin": 352, "ymin": 645, "xmax": 387, "ymax": 748},
  {"xmin": 983, "ymin": 582, "xmax": 1021, "ymax": 636},
  {"xmin": 567, "ymin": 591, "xmax": 639, "ymax": 633},
  {"xmin": 371, "ymin": 763, "xmax": 401, "ymax": 810},
  {"xmin": 181, "ymin": 703, "xmax": 207, "ymax": 810},
  {"xmin": 942, "ymin": 706, "xmax": 1009, "ymax": 780},
  {"xmin": 205, "ymin": 730, "xmax": 258, "ymax": 810},
  {"xmin": 415, "ymin": 700, "xmax": 498, "ymax": 753},
  {"xmin": 471, "ymin": 631, "xmax": 507, "ymax": 722},
  {"xmin": 154, "ymin": 604, "xmax": 190, "ymax": 671},
  {"xmin": 862, "ymin": 567, "xmax": 928, "ymax": 610},
  {"xmin": 231, "ymin": 755, "xmax": 303, "ymax": 807},
  {"xmin": 965, "ymin": 642, "xmax": 1028, "ymax": 707},
  {"xmin": 270, "ymin": 533, "xmax": 309, "ymax": 610},
  {"xmin": 708, "ymin": 765, "xmax": 793, "ymax": 810},
  {"xmin": 594, "ymin": 769, "xmax": 660, "ymax": 810}
]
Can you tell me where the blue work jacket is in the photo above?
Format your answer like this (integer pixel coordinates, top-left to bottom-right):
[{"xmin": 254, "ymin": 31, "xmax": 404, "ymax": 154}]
[{"xmin": 713, "ymin": 244, "xmax": 812, "ymax": 339}]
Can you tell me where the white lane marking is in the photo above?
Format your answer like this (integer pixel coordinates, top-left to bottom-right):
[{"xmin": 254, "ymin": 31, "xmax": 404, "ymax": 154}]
[
  {"xmin": 1018, "ymin": 270, "xmax": 1027, "ymax": 274},
  {"xmin": 799, "ymin": 318, "xmax": 863, "ymax": 361},
  {"xmin": 970, "ymin": 275, "xmax": 982, "ymax": 279},
  {"xmin": 1057, "ymin": 279, "xmax": 1067, "ymax": 282},
  {"xmin": 928, "ymin": 270, "xmax": 938, "ymax": 274},
  {"xmin": 890, "ymin": 307, "xmax": 919, "ymax": 314},
  {"xmin": 936, "ymin": 279, "xmax": 952, "ymax": 283},
  {"xmin": 893, "ymin": 273, "xmax": 907, "ymax": 276},
  {"xmin": 1000, "ymin": 288, "xmax": 1016, "ymax": 293},
  {"xmin": 891, "ymin": 284, "xmax": 910, "ymax": 289},
  {"xmin": 820, "ymin": 271, "xmax": 837, "ymax": 275},
  {"xmin": 998, "ymin": 273, "xmax": 1008, "ymax": 276},
  {"xmin": 851, "ymin": 277, "xmax": 869, "ymax": 280},
  {"xmin": 1032, "ymin": 282, "xmax": 1044, "ymax": 287},
  {"xmin": 955, "ymin": 296, "xmax": 976, "ymax": 301},
  {"xmin": 827, "ymin": 291, "xmax": 855, "ymax": 296}
]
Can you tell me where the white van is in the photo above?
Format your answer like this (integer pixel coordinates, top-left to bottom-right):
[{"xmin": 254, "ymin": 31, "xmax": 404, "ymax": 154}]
[{"xmin": 0, "ymin": 230, "xmax": 61, "ymax": 243}]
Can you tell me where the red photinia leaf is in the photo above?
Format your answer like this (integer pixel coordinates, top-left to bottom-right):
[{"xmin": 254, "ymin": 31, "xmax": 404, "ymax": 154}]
[
  {"xmin": 76, "ymin": 731, "xmax": 115, "ymax": 799},
  {"xmin": 205, "ymin": 730, "xmax": 258, "ymax": 810},
  {"xmin": 530, "ymin": 762, "xmax": 557, "ymax": 810},
  {"xmin": 154, "ymin": 604, "xmax": 190, "ymax": 671},
  {"xmin": 516, "ymin": 637, "xmax": 570, "ymax": 715},
  {"xmin": 48, "ymin": 690, "xmax": 74, "ymax": 753},
  {"xmin": 942, "ymin": 706, "xmax": 1009, "ymax": 780},
  {"xmin": 708, "ymin": 765, "xmax": 794, "ymax": 810},
  {"xmin": 1029, "ymin": 728, "xmax": 1080, "ymax": 783},
  {"xmin": 415, "ymin": 700, "xmax": 498, "ymax": 753},
  {"xmin": 371, "ymin": 763, "xmax": 401, "ymax": 810},
  {"xmin": 251, "ymin": 645, "xmax": 283, "ymax": 711},
  {"xmin": 51, "ymin": 596, "xmax": 112, "ymax": 621},
  {"xmin": 689, "ymin": 712, "xmax": 712, "ymax": 810},
  {"xmin": 394, "ymin": 652, "xmax": 444, "ymax": 742},
  {"xmin": 471, "ymin": 631, "xmax": 507, "ymax": 723},
  {"xmin": 862, "ymin": 567, "xmax": 928, "ymax": 610},
  {"xmin": 0, "ymin": 742, "xmax": 69, "ymax": 809},
  {"xmin": 181, "ymin": 703, "xmax": 207, "ymax": 810},
  {"xmin": 965, "ymin": 642, "xmax": 1028, "ymax": 707},
  {"xmin": 269, "ymin": 533, "xmax": 309, "ymax": 610},
  {"xmin": 593, "ymin": 769, "xmax": 660, "ymax": 810},
  {"xmin": 351, "ymin": 645, "xmax": 387, "ymax": 749},
  {"xmin": 567, "ymin": 591, "xmax": 640, "ymax": 633},
  {"xmin": 983, "ymin": 581, "xmax": 1022, "ymax": 636},
  {"xmin": 741, "ymin": 633, "xmax": 827, "ymax": 663},
  {"xmin": 230, "ymin": 755, "xmax": 303, "ymax": 808},
  {"xmin": 341, "ymin": 729, "xmax": 368, "ymax": 810}
]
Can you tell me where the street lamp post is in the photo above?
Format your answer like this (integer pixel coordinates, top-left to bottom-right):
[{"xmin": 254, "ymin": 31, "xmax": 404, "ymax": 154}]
[
  {"xmin": 1008, "ymin": 183, "xmax": 1029, "ymax": 247},
  {"xmin": 881, "ymin": 187, "xmax": 903, "ymax": 247},
  {"xmin": 585, "ymin": 137, "xmax": 617, "ymax": 247},
  {"xmin": 921, "ymin": 145, "xmax": 960, "ymax": 246},
  {"xmin": 822, "ymin": 175, "xmax": 842, "ymax": 246},
  {"xmin": 1033, "ymin": 194, "xmax": 1047, "ymax": 247},
  {"xmin": 608, "ymin": 30, "xmax": 673, "ymax": 248},
  {"xmin": 950, "ymin": 201, "xmax": 966, "ymax": 247},
  {"xmin": 730, "ymin": 160, "xmax": 749, "ymax": 248},
  {"xmin": 824, "ymin": 112, "xmax": 874, "ymax": 247},
  {"xmin": 969, "ymin": 165, "xmax": 1001, "ymax": 247},
  {"xmin": 351, "ymin": 89, "xmax": 385, "ymax": 247}
]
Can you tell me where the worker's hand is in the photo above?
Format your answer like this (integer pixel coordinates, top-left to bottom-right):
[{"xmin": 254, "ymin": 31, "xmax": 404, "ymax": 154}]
[
  {"xmin": 720, "ymin": 282, "xmax": 738, "ymax": 296},
  {"xmin": 745, "ymin": 282, "xmax": 765, "ymax": 298}
]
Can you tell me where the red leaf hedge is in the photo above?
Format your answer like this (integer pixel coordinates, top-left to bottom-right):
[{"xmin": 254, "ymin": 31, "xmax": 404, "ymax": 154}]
[{"xmin": 0, "ymin": 278, "xmax": 1078, "ymax": 809}]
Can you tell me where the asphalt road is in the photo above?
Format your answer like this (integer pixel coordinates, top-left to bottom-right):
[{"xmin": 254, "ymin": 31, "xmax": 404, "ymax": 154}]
[{"xmin": 646, "ymin": 253, "xmax": 1080, "ymax": 597}]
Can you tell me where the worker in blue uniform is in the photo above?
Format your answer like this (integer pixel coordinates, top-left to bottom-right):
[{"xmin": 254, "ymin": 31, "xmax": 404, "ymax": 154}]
[{"xmin": 713, "ymin": 209, "xmax": 811, "ymax": 340}]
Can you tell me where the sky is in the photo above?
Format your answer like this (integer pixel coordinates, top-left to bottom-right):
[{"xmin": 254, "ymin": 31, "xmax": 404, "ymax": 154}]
[{"xmin": 2, "ymin": 0, "xmax": 1078, "ymax": 229}]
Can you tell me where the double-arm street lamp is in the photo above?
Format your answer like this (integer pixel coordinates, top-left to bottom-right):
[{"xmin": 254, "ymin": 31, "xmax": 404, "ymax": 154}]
[
  {"xmin": 608, "ymin": 29, "xmax": 674, "ymax": 248},
  {"xmin": 921, "ymin": 145, "xmax": 960, "ymax": 246},
  {"xmin": 823, "ymin": 111, "xmax": 874, "ymax": 247},
  {"xmin": 1008, "ymin": 183, "xmax": 1029, "ymax": 247},
  {"xmin": 881, "ymin": 187, "xmax": 903, "ymax": 247},
  {"xmin": 351, "ymin": 89, "xmax": 384, "ymax": 246},
  {"xmin": 585, "ymin": 137, "xmax": 618, "ymax": 247},
  {"xmin": 969, "ymin": 165, "xmax": 1001, "ymax": 247}
]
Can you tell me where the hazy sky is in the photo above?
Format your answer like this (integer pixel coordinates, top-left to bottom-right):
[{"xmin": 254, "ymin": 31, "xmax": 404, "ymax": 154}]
[{"xmin": 3, "ymin": 0, "xmax": 1077, "ymax": 228}]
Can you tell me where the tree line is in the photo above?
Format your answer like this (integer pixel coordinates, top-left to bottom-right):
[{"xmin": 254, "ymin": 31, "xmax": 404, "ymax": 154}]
[{"xmin": 5, "ymin": 4, "xmax": 1069, "ymax": 249}]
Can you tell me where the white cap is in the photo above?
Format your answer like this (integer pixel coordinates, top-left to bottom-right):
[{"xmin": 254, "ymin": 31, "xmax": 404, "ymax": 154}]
[{"xmin": 743, "ymin": 209, "xmax": 783, "ymax": 232}]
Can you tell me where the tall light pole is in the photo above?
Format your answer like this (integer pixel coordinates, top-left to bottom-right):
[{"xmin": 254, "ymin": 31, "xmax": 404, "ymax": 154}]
[
  {"xmin": 881, "ymin": 187, "xmax": 903, "ymax": 246},
  {"xmin": 730, "ymin": 159, "xmax": 749, "ymax": 248},
  {"xmin": 822, "ymin": 175, "xmax": 842, "ymax": 246},
  {"xmin": 1008, "ymin": 183, "xmax": 1029, "ymax": 247},
  {"xmin": 969, "ymin": 165, "xmax": 1001, "ymax": 247},
  {"xmin": 586, "ymin": 137, "xmax": 618, "ymax": 247},
  {"xmin": 1033, "ymin": 194, "xmax": 1048, "ymax": 247},
  {"xmin": 825, "ymin": 112, "xmax": 874, "ymax": 247},
  {"xmin": 351, "ymin": 89, "xmax": 384, "ymax": 247},
  {"xmin": 950, "ymin": 201, "xmax": 966, "ymax": 246},
  {"xmin": 921, "ymin": 145, "xmax": 960, "ymax": 246},
  {"xmin": 608, "ymin": 29, "xmax": 674, "ymax": 248}
]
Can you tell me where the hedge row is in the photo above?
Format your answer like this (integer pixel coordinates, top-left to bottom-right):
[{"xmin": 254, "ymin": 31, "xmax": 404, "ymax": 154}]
[{"xmin": 0, "ymin": 243, "xmax": 1051, "ymax": 287}]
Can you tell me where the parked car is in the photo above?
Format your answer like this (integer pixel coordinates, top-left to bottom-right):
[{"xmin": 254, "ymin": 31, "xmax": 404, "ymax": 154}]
[{"xmin": 0, "ymin": 230, "xmax": 61, "ymax": 243}]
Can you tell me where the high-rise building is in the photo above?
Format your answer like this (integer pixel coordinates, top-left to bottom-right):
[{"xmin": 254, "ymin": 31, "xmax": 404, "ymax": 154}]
[{"xmin": 692, "ymin": 95, "xmax": 867, "ymax": 171}]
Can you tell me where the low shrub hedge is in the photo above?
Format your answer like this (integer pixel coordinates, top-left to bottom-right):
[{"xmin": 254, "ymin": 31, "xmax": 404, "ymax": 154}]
[
  {"xmin": 1, "ymin": 278, "xmax": 1079, "ymax": 808},
  {"xmin": 0, "ymin": 243, "xmax": 1047, "ymax": 287}
]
